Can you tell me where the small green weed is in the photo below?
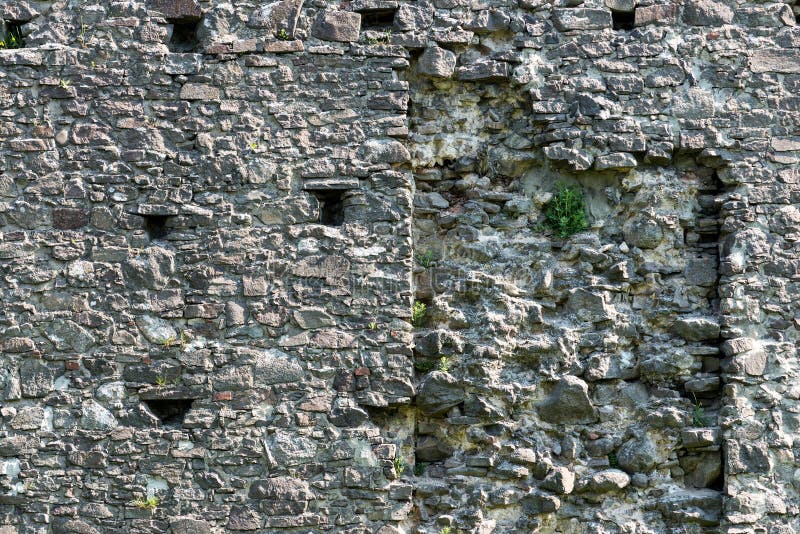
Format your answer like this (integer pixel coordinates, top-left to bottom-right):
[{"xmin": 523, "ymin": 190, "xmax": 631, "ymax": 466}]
[
  {"xmin": 411, "ymin": 301, "xmax": 426, "ymax": 327},
  {"xmin": 416, "ymin": 250, "xmax": 435, "ymax": 268},
  {"xmin": 608, "ymin": 451, "xmax": 620, "ymax": 469},
  {"xmin": 275, "ymin": 28, "xmax": 291, "ymax": 40},
  {"xmin": 162, "ymin": 335, "xmax": 176, "ymax": 348},
  {"xmin": 0, "ymin": 24, "xmax": 24, "ymax": 49},
  {"xmin": 437, "ymin": 356, "xmax": 450, "ymax": 373},
  {"xmin": 543, "ymin": 184, "xmax": 588, "ymax": 238},
  {"xmin": 132, "ymin": 496, "xmax": 159, "ymax": 511},
  {"xmin": 439, "ymin": 528, "xmax": 453, "ymax": 534},
  {"xmin": 366, "ymin": 29, "xmax": 392, "ymax": 44},
  {"xmin": 413, "ymin": 462, "xmax": 426, "ymax": 476},
  {"xmin": 414, "ymin": 360, "xmax": 435, "ymax": 373},
  {"xmin": 691, "ymin": 394, "xmax": 708, "ymax": 427},
  {"xmin": 394, "ymin": 457, "xmax": 406, "ymax": 476},
  {"xmin": 369, "ymin": 321, "xmax": 378, "ymax": 330},
  {"xmin": 155, "ymin": 375, "xmax": 168, "ymax": 388}
]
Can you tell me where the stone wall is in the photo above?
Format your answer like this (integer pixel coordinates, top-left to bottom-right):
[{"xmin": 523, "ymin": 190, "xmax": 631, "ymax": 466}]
[{"xmin": 0, "ymin": 0, "xmax": 797, "ymax": 532}]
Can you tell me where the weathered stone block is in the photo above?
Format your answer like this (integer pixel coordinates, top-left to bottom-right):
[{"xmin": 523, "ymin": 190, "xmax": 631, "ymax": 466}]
[
  {"xmin": 416, "ymin": 371, "xmax": 464, "ymax": 415},
  {"xmin": 149, "ymin": 0, "xmax": 202, "ymax": 21},
  {"xmin": 312, "ymin": 11, "xmax": 361, "ymax": 42},
  {"xmin": 417, "ymin": 46, "xmax": 456, "ymax": 78},
  {"xmin": 552, "ymin": 8, "xmax": 612, "ymax": 30},
  {"xmin": 682, "ymin": 0, "xmax": 733, "ymax": 25},
  {"xmin": 538, "ymin": 376, "xmax": 597, "ymax": 424}
]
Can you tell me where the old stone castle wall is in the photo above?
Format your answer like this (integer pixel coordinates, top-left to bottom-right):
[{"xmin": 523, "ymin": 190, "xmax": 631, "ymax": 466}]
[{"xmin": 0, "ymin": 0, "xmax": 797, "ymax": 532}]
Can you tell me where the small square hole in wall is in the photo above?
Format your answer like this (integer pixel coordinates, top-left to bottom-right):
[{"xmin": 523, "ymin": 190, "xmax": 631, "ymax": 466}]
[
  {"xmin": 143, "ymin": 398, "xmax": 194, "ymax": 428},
  {"xmin": 612, "ymin": 9, "xmax": 636, "ymax": 31},
  {"xmin": 360, "ymin": 9, "xmax": 397, "ymax": 29},
  {"xmin": 143, "ymin": 214, "xmax": 172, "ymax": 240},
  {"xmin": 169, "ymin": 20, "xmax": 199, "ymax": 52},
  {"xmin": 1, "ymin": 21, "xmax": 25, "ymax": 49},
  {"xmin": 309, "ymin": 190, "xmax": 345, "ymax": 226}
]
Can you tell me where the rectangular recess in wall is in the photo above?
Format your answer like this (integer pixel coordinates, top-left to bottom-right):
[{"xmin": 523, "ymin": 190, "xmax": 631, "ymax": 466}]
[
  {"xmin": 143, "ymin": 214, "xmax": 172, "ymax": 240},
  {"xmin": 169, "ymin": 20, "xmax": 199, "ymax": 52},
  {"xmin": 1, "ymin": 21, "xmax": 25, "ymax": 48},
  {"xmin": 143, "ymin": 398, "xmax": 194, "ymax": 428},
  {"xmin": 359, "ymin": 9, "xmax": 397, "ymax": 29},
  {"xmin": 308, "ymin": 190, "xmax": 346, "ymax": 226},
  {"xmin": 612, "ymin": 9, "xmax": 636, "ymax": 30}
]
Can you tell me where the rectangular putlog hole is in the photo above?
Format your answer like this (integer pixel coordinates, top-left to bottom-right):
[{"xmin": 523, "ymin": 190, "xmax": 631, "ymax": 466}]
[
  {"xmin": 169, "ymin": 20, "xmax": 199, "ymax": 52},
  {"xmin": 612, "ymin": 9, "xmax": 636, "ymax": 31},
  {"xmin": 309, "ymin": 190, "xmax": 346, "ymax": 226},
  {"xmin": 360, "ymin": 9, "xmax": 397, "ymax": 29},
  {"xmin": 143, "ymin": 214, "xmax": 172, "ymax": 240},
  {"xmin": 1, "ymin": 21, "xmax": 25, "ymax": 48},
  {"xmin": 143, "ymin": 398, "xmax": 194, "ymax": 428}
]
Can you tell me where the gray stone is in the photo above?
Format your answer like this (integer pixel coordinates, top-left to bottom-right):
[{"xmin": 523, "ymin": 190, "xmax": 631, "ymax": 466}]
[
  {"xmin": 170, "ymin": 518, "xmax": 213, "ymax": 534},
  {"xmin": 293, "ymin": 308, "xmax": 336, "ymax": 329},
  {"xmin": 254, "ymin": 350, "xmax": 304, "ymax": 385},
  {"xmin": 415, "ymin": 435, "xmax": 454, "ymax": 462},
  {"xmin": 416, "ymin": 371, "xmax": 465, "ymax": 415},
  {"xmin": 45, "ymin": 320, "xmax": 96, "ymax": 352},
  {"xmin": 359, "ymin": 139, "xmax": 411, "ymax": 164},
  {"xmin": 552, "ymin": 8, "xmax": 612, "ymax": 30},
  {"xmin": 417, "ymin": 46, "xmax": 456, "ymax": 78},
  {"xmin": 312, "ymin": 11, "xmax": 361, "ymax": 42},
  {"xmin": 682, "ymin": 0, "xmax": 733, "ymax": 25},
  {"xmin": 150, "ymin": 0, "xmax": 202, "ymax": 21},
  {"xmin": 577, "ymin": 469, "xmax": 631, "ymax": 493},
  {"xmin": 457, "ymin": 60, "xmax": 510, "ymax": 82},
  {"xmin": 394, "ymin": 4, "xmax": 433, "ymax": 31},
  {"xmin": 617, "ymin": 437, "xmax": 658, "ymax": 474},
  {"xmin": 248, "ymin": 0, "xmax": 304, "ymax": 35},
  {"xmin": 20, "ymin": 360, "xmax": 55, "ymax": 398},
  {"xmin": 541, "ymin": 466, "xmax": 575, "ymax": 494},
  {"xmin": 123, "ymin": 247, "xmax": 175, "ymax": 290},
  {"xmin": 594, "ymin": 152, "xmax": 638, "ymax": 170},
  {"xmin": 135, "ymin": 315, "xmax": 178, "ymax": 344},
  {"xmin": 567, "ymin": 289, "xmax": 615, "ymax": 322},
  {"xmin": 537, "ymin": 376, "xmax": 597, "ymax": 424},
  {"xmin": 248, "ymin": 477, "xmax": 313, "ymax": 500},
  {"xmin": 751, "ymin": 49, "xmax": 800, "ymax": 74},
  {"xmin": 80, "ymin": 400, "xmax": 118, "ymax": 431},
  {"xmin": 624, "ymin": 214, "xmax": 663, "ymax": 248},
  {"xmin": 671, "ymin": 317, "xmax": 720, "ymax": 341}
]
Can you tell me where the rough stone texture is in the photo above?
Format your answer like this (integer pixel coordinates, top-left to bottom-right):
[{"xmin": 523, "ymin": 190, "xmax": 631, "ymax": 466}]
[{"xmin": 0, "ymin": 0, "xmax": 797, "ymax": 532}]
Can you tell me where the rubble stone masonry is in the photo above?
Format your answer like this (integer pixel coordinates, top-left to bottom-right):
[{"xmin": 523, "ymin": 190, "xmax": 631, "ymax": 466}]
[{"xmin": 0, "ymin": 0, "xmax": 797, "ymax": 532}]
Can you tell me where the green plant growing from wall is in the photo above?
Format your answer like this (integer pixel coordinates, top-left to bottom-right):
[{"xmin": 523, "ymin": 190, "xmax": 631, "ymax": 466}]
[
  {"xmin": 155, "ymin": 375, "xmax": 168, "ymax": 388},
  {"xmin": 413, "ymin": 462, "xmax": 426, "ymax": 476},
  {"xmin": 0, "ymin": 24, "xmax": 24, "ymax": 49},
  {"xmin": 543, "ymin": 184, "xmax": 588, "ymax": 238},
  {"xmin": 365, "ymin": 29, "xmax": 392, "ymax": 44},
  {"xmin": 608, "ymin": 451, "xmax": 620, "ymax": 469},
  {"xmin": 394, "ymin": 457, "xmax": 406, "ymax": 476},
  {"xmin": 416, "ymin": 249, "xmax": 435, "ymax": 268},
  {"xmin": 414, "ymin": 360, "xmax": 435, "ymax": 373},
  {"xmin": 411, "ymin": 301, "xmax": 427, "ymax": 327},
  {"xmin": 437, "ymin": 356, "xmax": 451, "ymax": 373},
  {"xmin": 275, "ymin": 28, "xmax": 291, "ymax": 40},
  {"xmin": 132, "ymin": 496, "xmax": 159, "ymax": 511},
  {"xmin": 439, "ymin": 527, "xmax": 453, "ymax": 534},
  {"xmin": 691, "ymin": 394, "xmax": 708, "ymax": 427}
]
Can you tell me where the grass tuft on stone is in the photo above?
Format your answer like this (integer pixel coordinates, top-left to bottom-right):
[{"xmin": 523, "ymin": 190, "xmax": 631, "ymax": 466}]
[{"xmin": 543, "ymin": 184, "xmax": 588, "ymax": 238}]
